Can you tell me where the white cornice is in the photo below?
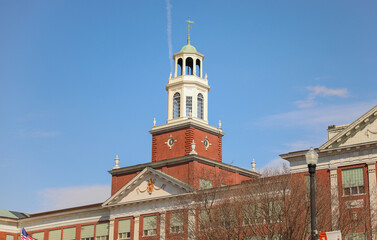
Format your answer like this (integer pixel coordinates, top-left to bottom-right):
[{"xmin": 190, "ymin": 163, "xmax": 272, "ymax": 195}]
[
  {"xmin": 149, "ymin": 118, "xmax": 224, "ymax": 136},
  {"xmin": 281, "ymin": 141, "xmax": 377, "ymax": 161},
  {"xmin": 173, "ymin": 52, "xmax": 204, "ymax": 58},
  {"xmin": 109, "ymin": 155, "xmax": 260, "ymax": 178},
  {"xmin": 166, "ymin": 80, "xmax": 210, "ymax": 91},
  {"xmin": 20, "ymin": 204, "xmax": 104, "ymax": 223},
  {"xmin": 104, "ymin": 192, "xmax": 194, "ymax": 209},
  {"xmin": 0, "ymin": 217, "xmax": 18, "ymax": 223}
]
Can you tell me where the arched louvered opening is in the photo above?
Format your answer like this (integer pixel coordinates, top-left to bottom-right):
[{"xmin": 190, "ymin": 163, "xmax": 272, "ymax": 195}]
[
  {"xmin": 177, "ymin": 58, "xmax": 183, "ymax": 76},
  {"xmin": 196, "ymin": 59, "xmax": 201, "ymax": 77},
  {"xmin": 186, "ymin": 57, "xmax": 193, "ymax": 75},
  {"xmin": 173, "ymin": 92, "xmax": 181, "ymax": 118},
  {"xmin": 197, "ymin": 93, "xmax": 204, "ymax": 119}
]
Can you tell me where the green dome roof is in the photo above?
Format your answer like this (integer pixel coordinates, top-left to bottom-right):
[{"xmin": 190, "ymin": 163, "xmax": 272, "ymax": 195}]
[{"xmin": 180, "ymin": 44, "xmax": 197, "ymax": 53}]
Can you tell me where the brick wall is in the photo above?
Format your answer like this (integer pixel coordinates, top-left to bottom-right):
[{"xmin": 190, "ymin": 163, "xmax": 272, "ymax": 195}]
[{"xmin": 151, "ymin": 127, "xmax": 222, "ymax": 162}]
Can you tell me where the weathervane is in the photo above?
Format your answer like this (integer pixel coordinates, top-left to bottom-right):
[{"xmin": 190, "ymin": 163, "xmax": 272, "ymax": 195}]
[{"xmin": 186, "ymin": 16, "xmax": 194, "ymax": 45}]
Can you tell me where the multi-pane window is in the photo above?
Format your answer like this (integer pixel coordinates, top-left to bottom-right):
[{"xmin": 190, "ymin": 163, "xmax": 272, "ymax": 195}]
[
  {"xmin": 49, "ymin": 230, "xmax": 61, "ymax": 240},
  {"xmin": 342, "ymin": 168, "xmax": 365, "ymax": 196},
  {"xmin": 220, "ymin": 209, "xmax": 235, "ymax": 229},
  {"xmin": 268, "ymin": 200, "xmax": 283, "ymax": 223},
  {"xmin": 143, "ymin": 215, "xmax": 157, "ymax": 236},
  {"xmin": 199, "ymin": 178, "xmax": 213, "ymax": 190},
  {"xmin": 173, "ymin": 93, "xmax": 180, "ymax": 118},
  {"xmin": 118, "ymin": 219, "xmax": 131, "ymax": 239},
  {"xmin": 346, "ymin": 232, "xmax": 367, "ymax": 240},
  {"xmin": 199, "ymin": 210, "xmax": 209, "ymax": 231},
  {"xmin": 6, "ymin": 235, "xmax": 14, "ymax": 240},
  {"xmin": 186, "ymin": 96, "xmax": 192, "ymax": 117},
  {"xmin": 95, "ymin": 223, "xmax": 109, "ymax": 240},
  {"xmin": 197, "ymin": 94, "xmax": 203, "ymax": 119},
  {"xmin": 81, "ymin": 225, "xmax": 94, "ymax": 240},
  {"xmin": 243, "ymin": 203, "xmax": 262, "ymax": 225},
  {"xmin": 63, "ymin": 228, "xmax": 76, "ymax": 240},
  {"xmin": 170, "ymin": 212, "xmax": 184, "ymax": 234},
  {"xmin": 32, "ymin": 232, "xmax": 44, "ymax": 240}
]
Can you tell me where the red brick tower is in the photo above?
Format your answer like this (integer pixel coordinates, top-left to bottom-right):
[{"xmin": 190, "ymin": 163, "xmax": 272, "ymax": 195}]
[
  {"xmin": 149, "ymin": 28, "xmax": 224, "ymax": 163},
  {"xmin": 110, "ymin": 25, "xmax": 258, "ymax": 195}
]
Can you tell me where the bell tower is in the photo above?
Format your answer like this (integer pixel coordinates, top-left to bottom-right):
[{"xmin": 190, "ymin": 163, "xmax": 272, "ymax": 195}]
[
  {"xmin": 150, "ymin": 18, "xmax": 225, "ymax": 163},
  {"xmin": 167, "ymin": 18, "xmax": 209, "ymax": 123}
]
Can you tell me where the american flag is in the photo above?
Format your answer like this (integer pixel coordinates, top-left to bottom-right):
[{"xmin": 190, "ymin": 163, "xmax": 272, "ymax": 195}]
[{"xmin": 21, "ymin": 228, "xmax": 37, "ymax": 240}]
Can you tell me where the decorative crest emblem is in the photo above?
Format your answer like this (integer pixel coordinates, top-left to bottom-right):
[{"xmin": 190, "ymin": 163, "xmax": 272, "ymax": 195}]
[
  {"xmin": 366, "ymin": 129, "xmax": 377, "ymax": 137},
  {"xmin": 137, "ymin": 178, "xmax": 166, "ymax": 195}
]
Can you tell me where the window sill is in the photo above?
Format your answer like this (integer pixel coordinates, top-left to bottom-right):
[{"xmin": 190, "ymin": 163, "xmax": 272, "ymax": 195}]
[{"xmin": 342, "ymin": 193, "xmax": 366, "ymax": 197}]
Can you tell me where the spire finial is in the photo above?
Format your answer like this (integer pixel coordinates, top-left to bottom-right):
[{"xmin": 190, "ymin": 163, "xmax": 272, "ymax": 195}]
[
  {"xmin": 153, "ymin": 117, "xmax": 156, "ymax": 127},
  {"xmin": 113, "ymin": 155, "xmax": 120, "ymax": 170},
  {"xmin": 251, "ymin": 158, "xmax": 256, "ymax": 172},
  {"xmin": 186, "ymin": 17, "xmax": 194, "ymax": 45}
]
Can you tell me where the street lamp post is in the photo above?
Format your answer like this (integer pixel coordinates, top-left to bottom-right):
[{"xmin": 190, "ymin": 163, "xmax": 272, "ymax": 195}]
[{"xmin": 306, "ymin": 147, "xmax": 319, "ymax": 240}]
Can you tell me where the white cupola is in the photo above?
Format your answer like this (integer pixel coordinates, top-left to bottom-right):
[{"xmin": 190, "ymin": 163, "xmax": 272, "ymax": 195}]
[{"xmin": 166, "ymin": 18, "xmax": 210, "ymax": 124}]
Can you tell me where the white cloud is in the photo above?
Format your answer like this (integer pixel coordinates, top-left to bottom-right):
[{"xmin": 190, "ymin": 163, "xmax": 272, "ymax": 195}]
[
  {"xmin": 307, "ymin": 86, "xmax": 348, "ymax": 98},
  {"xmin": 263, "ymin": 158, "xmax": 290, "ymax": 169},
  {"xmin": 37, "ymin": 185, "xmax": 110, "ymax": 212},
  {"xmin": 259, "ymin": 102, "xmax": 377, "ymax": 128},
  {"xmin": 17, "ymin": 130, "xmax": 60, "ymax": 138},
  {"xmin": 165, "ymin": 0, "xmax": 173, "ymax": 73},
  {"xmin": 295, "ymin": 85, "xmax": 348, "ymax": 108}
]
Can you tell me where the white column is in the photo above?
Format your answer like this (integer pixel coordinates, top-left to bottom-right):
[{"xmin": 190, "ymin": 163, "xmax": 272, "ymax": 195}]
[
  {"xmin": 108, "ymin": 219, "xmax": 115, "ymax": 240},
  {"xmin": 182, "ymin": 57, "xmax": 186, "ymax": 75},
  {"xmin": 167, "ymin": 91, "xmax": 172, "ymax": 121},
  {"xmin": 134, "ymin": 216, "xmax": 140, "ymax": 240},
  {"xmin": 192, "ymin": 90, "xmax": 197, "ymax": 119},
  {"xmin": 182, "ymin": 89, "xmax": 186, "ymax": 118},
  {"xmin": 160, "ymin": 213, "xmax": 166, "ymax": 240},
  {"xmin": 368, "ymin": 161, "xmax": 377, "ymax": 240},
  {"xmin": 187, "ymin": 210, "xmax": 196, "ymax": 240},
  {"xmin": 174, "ymin": 57, "xmax": 178, "ymax": 77},
  {"xmin": 193, "ymin": 58, "xmax": 196, "ymax": 76},
  {"xmin": 330, "ymin": 166, "xmax": 340, "ymax": 230}
]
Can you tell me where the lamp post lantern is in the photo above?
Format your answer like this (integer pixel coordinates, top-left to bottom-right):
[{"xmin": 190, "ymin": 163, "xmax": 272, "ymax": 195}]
[{"xmin": 306, "ymin": 147, "xmax": 319, "ymax": 240}]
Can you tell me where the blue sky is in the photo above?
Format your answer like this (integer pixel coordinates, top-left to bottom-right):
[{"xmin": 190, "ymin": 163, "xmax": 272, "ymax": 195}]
[{"xmin": 0, "ymin": 0, "xmax": 376, "ymax": 213}]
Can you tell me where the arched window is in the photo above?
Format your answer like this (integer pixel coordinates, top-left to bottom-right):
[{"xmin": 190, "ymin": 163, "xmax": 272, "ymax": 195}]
[
  {"xmin": 186, "ymin": 57, "xmax": 193, "ymax": 75},
  {"xmin": 196, "ymin": 59, "xmax": 201, "ymax": 77},
  {"xmin": 186, "ymin": 96, "xmax": 192, "ymax": 117},
  {"xmin": 173, "ymin": 92, "xmax": 180, "ymax": 118},
  {"xmin": 197, "ymin": 93, "xmax": 204, "ymax": 119},
  {"xmin": 177, "ymin": 58, "xmax": 183, "ymax": 76}
]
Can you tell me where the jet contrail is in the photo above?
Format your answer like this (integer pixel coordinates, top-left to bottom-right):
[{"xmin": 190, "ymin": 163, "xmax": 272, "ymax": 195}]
[{"xmin": 166, "ymin": 0, "xmax": 174, "ymax": 73}]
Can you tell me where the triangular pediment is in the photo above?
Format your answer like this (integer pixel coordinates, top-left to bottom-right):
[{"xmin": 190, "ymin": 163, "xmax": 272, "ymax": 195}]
[
  {"xmin": 102, "ymin": 167, "xmax": 194, "ymax": 207},
  {"xmin": 320, "ymin": 105, "xmax": 377, "ymax": 150}
]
